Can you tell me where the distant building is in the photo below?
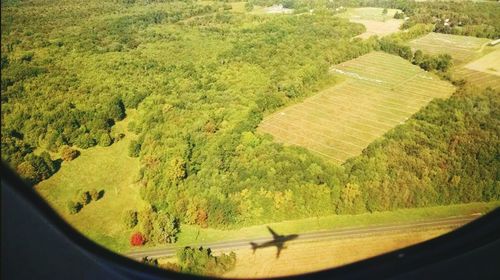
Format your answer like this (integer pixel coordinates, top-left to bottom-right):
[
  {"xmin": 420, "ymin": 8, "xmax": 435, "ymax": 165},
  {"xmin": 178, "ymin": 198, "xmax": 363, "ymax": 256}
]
[{"xmin": 265, "ymin": 4, "xmax": 294, "ymax": 14}]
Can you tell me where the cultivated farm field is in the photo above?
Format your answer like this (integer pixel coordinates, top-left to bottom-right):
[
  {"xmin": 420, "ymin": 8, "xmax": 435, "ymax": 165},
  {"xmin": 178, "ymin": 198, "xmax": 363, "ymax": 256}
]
[
  {"xmin": 258, "ymin": 52, "xmax": 455, "ymax": 163},
  {"xmin": 409, "ymin": 32, "xmax": 490, "ymax": 64}
]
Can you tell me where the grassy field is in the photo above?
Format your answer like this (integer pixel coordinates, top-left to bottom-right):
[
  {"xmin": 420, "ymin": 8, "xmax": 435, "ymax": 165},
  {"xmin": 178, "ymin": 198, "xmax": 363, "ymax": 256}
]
[
  {"xmin": 223, "ymin": 228, "xmax": 450, "ymax": 277},
  {"xmin": 153, "ymin": 201, "xmax": 498, "ymax": 277},
  {"xmin": 258, "ymin": 52, "xmax": 455, "ymax": 163},
  {"xmin": 454, "ymin": 67, "xmax": 500, "ymax": 90},
  {"xmin": 147, "ymin": 201, "xmax": 499, "ymax": 249},
  {"xmin": 408, "ymin": 33, "xmax": 500, "ymax": 90},
  {"xmin": 409, "ymin": 32, "xmax": 491, "ymax": 64},
  {"xmin": 36, "ymin": 110, "xmax": 146, "ymax": 252},
  {"xmin": 352, "ymin": 19, "xmax": 403, "ymax": 39},
  {"xmin": 463, "ymin": 48, "xmax": 500, "ymax": 76},
  {"xmin": 338, "ymin": 7, "xmax": 403, "ymax": 39},
  {"xmin": 338, "ymin": 7, "xmax": 400, "ymax": 21}
]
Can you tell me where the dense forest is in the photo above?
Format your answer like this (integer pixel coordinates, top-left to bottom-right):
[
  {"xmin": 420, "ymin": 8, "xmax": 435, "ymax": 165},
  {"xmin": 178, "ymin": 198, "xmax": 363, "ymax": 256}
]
[{"xmin": 1, "ymin": 0, "xmax": 498, "ymax": 234}]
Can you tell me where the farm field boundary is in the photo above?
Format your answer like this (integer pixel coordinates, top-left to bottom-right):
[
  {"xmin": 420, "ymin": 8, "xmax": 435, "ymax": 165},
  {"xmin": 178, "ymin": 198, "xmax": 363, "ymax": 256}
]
[{"xmin": 258, "ymin": 52, "xmax": 455, "ymax": 163}]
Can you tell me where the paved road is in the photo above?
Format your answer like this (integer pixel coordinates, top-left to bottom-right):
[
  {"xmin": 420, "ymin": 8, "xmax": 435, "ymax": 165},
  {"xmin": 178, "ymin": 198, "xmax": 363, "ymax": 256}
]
[{"xmin": 126, "ymin": 214, "xmax": 480, "ymax": 259}]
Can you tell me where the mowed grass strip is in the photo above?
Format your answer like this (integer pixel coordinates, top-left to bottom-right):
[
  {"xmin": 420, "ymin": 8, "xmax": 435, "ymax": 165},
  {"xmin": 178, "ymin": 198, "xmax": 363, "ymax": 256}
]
[
  {"xmin": 258, "ymin": 52, "xmax": 455, "ymax": 163},
  {"xmin": 409, "ymin": 32, "xmax": 490, "ymax": 64}
]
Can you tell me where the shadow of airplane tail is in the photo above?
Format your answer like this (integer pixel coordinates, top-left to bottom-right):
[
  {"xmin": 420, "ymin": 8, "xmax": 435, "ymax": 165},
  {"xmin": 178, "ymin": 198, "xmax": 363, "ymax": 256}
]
[{"xmin": 250, "ymin": 242, "xmax": 258, "ymax": 254}]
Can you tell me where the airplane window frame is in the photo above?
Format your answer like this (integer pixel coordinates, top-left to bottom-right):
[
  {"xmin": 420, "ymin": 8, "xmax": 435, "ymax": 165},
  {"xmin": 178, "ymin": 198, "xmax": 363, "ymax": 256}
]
[{"xmin": 2, "ymin": 162, "xmax": 500, "ymax": 279}]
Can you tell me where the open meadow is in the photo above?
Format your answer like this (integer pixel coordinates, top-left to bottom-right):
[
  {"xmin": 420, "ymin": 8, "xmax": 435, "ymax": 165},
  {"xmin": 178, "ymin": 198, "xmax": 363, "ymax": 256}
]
[
  {"xmin": 409, "ymin": 33, "xmax": 500, "ymax": 89},
  {"xmin": 463, "ymin": 48, "xmax": 500, "ymax": 76},
  {"xmin": 258, "ymin": 52, "xmax": 455, "ymax": 163},
  {"xmin": 453, "ymin": 67, "xmax": 500, "ymax": 90},
  {"xmin": 409, "ymin": 32, "xmax": 491, "ymax": 64},
  {"xmin": 36, "ymin": 111, "xmax": 146, "ymax": 252},
  {"xmin": 338, "ymin": 7, "xmax": 403, "ymax": 39}
]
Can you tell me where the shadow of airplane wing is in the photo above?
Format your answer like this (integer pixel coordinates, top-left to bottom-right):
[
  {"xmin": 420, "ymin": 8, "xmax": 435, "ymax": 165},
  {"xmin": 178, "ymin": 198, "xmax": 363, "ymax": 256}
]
[
  {"xmin": 267, "ymin": 226, "xmax": 280, "ymax": 239},
  {"xmin": 276, "ymin": 242, "xmax": 283, "ymax": 258}
]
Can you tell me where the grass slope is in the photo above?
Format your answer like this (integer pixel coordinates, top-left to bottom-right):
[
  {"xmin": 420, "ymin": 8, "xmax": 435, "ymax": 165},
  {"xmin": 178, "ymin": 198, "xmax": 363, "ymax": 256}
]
[
  {"xmin": 36, "ymin": 111, "xmax": 146, "ymax": 252},
  {"xmin": 258, "ymin": 52, "xmax": 455, "ymax": 163}
]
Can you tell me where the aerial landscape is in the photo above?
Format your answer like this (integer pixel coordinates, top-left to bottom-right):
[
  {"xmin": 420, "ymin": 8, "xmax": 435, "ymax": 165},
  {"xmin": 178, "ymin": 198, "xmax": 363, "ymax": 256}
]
[{"xmin": 1, "ymin": 0, "xmax": 499, "ymax": 277}]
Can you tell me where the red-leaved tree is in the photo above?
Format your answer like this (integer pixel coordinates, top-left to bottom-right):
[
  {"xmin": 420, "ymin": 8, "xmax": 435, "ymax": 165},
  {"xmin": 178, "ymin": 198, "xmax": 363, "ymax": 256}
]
[{"xmin": 130, "ymin": 232, "xmax": 145, "ymax": 246}]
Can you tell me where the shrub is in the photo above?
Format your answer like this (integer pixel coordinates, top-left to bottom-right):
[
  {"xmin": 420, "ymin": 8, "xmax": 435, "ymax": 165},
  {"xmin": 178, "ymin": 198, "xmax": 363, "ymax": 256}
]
[
  {"xmin": 89, "ymin": 188, "xmax": 103, "ymax": 201},
  {"xmin": 123, "ymin": 210, "xmax": 138, "ymax": 229},
  {"xmin": 20, "ymin": 52, "xmax": 34, "ymax": 62},
  {"xmin": 141, "ymin": 256, "xmax": 158, "ymax": 267},
  {"xmin": 77, "ymin": 190, "xmax": 91, "ymax": 206},
  {"xmin": 99, "ymin": 133, "xmax": 113, "ymax": 147},
  {"xmin": 17, "ymin": 153, "xmax": 58, "ymax": 184},
  {"xmin": 75, "ymin": 133, "xmax": 96, "ymax": 149},
  {"xmin": 128, "ymin": 140, "xmax": 141, "ymax": 157},
  {"xmin": 130, "ymin": 232, "xmax": 145, "ymax": 246},
  {"xmin": 152, "ymin": 212, "xmax": 180, "ymax": 244},
  {"xmin": 67, "ymin": 200, "xmax": 82, "ymax": 214},
  {"xmin": 60, "ymin": 146, "xmax": 80, "ymax": 161},
  {"xmin": 16, "ymin": 161, "xmax": 38, "ymax": 185},
  {"xmin": 177, "ymin": 246, "xmax": 236, "ymax": 275}
]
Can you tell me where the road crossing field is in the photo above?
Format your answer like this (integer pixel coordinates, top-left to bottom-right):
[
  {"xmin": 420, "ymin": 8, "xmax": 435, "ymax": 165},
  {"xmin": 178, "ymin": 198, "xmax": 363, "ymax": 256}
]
[{"xmin": 258, "ymin": 52, "xmax": 456, "ymax": 163}]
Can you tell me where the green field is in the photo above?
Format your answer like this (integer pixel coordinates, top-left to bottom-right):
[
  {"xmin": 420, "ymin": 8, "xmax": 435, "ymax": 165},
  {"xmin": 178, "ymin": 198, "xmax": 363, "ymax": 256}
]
[
  {"xmin": 454, "ymin": 67, "xmax": 500, "ymax": 90},
  {"xmin": 409, "ymin": 33, "xmax": 500, "ymax": 89},
  {"xmin": 258, "ymin": 52, "xmax": 455, "ymax": 163},
  {"xmin": 132, "ymin": 201, "xmax": 499, "ymax": 251},
  {"xmin": 464, "ymin": 48, "xmax": 500, "ymax": 76},
  {"xmin": 36, "ymin": 111, "xmax": 146, "ymax": 252},
  {"xmin": 409, "ymin": 32, "xmax": 491, "ymax": 64},
  {"xmin": 337, "ymin": 7, "xmax": 403, "ymax": 39},
  {"xmin": 338, "ymin": 7, "xmax": 400, "ymax": 21}
]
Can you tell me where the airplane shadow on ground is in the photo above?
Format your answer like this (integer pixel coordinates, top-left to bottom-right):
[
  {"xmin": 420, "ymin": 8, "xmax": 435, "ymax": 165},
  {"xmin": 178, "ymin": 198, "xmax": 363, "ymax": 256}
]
[{"xmin": 250, "ymin": 226, "xmax": 299, "ymax": 258}]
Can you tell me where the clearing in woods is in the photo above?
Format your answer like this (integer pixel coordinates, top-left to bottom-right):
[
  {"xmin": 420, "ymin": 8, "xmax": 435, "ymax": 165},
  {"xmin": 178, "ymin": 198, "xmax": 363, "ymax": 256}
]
[
  {"xmin": 409, "ymin": 32, "xmax": 491, "ymax": 64},
  {"xmin": 338, "ymin": 7, "xmax": 403, "ymax": 39},
  {"xmin": 36, "ymin": 110, "xmax": 147, "ymax": 252},
  {"xmin": 463, "ymin": 48, "xmax": 500, "ymax": 77},
  {"xmin": 258, "ymin": 52, "xmax": 455, "ymax": 163},
  {"xmin": 409, "ymin": 33, "xmax": 500, "ymax": 90}
]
